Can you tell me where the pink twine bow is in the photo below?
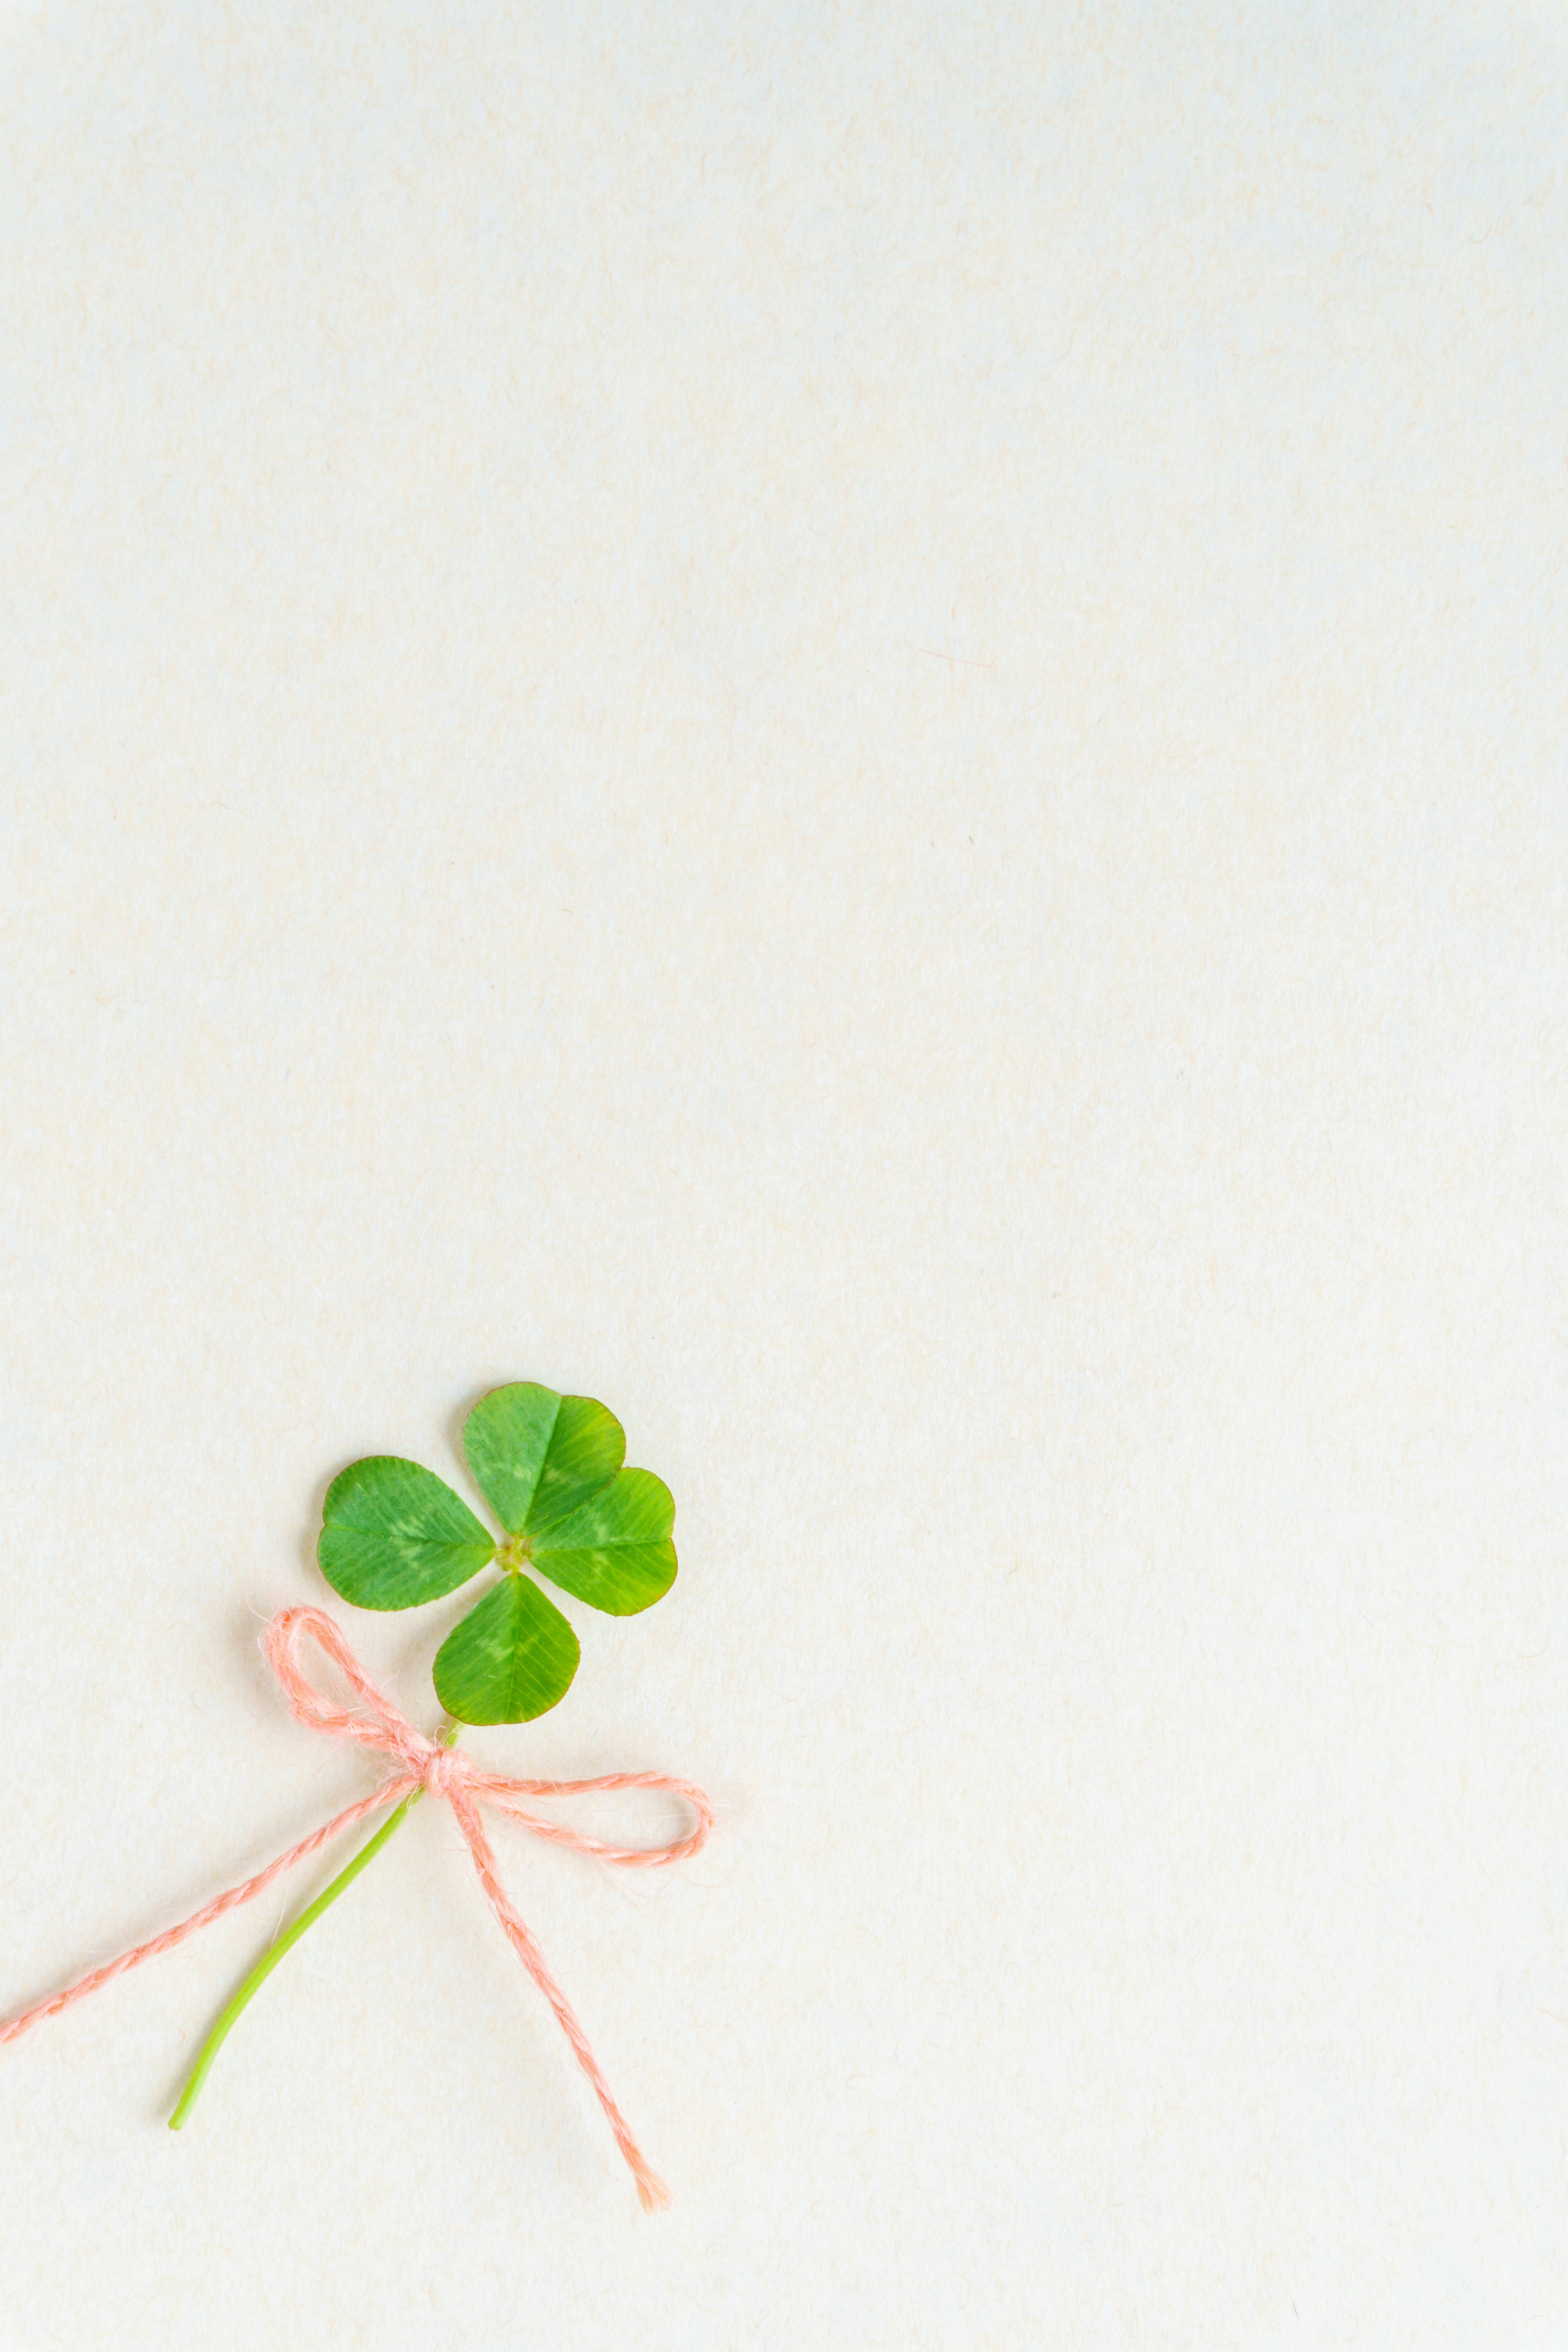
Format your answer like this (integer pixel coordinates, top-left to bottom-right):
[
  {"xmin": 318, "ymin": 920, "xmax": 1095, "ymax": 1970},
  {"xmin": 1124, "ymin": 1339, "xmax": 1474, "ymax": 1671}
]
[{"xmin": 1, "ymin": 1606, "xmax": 713, "ymax": 2211}]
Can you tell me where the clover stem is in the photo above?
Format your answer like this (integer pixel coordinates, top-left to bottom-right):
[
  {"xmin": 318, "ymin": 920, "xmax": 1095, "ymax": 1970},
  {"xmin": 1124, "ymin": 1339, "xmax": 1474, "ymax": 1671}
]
[{"xmin": 168, "ymin": 1726, "xmax": 461, "ymax": 2132}]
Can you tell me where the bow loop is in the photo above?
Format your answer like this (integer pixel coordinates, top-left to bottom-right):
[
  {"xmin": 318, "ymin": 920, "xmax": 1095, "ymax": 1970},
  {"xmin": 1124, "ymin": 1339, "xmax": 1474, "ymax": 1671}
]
[{"xmin": 264, "ymin": 1606, "xmax": 425, "ymax": 1762}]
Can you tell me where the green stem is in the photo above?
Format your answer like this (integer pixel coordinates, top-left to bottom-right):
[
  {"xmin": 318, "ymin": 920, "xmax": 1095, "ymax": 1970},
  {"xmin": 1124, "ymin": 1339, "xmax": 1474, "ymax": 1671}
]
[{"xmin": 168, "ymin": 1731, "xmax": 458, "ymax": 2132}]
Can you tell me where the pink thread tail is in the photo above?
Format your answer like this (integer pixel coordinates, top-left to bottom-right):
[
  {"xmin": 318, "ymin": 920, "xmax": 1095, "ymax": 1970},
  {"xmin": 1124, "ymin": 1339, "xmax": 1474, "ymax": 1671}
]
[{"xmin": 1, "ymin": 1606, "xmax": 713, "ymax": 2212}]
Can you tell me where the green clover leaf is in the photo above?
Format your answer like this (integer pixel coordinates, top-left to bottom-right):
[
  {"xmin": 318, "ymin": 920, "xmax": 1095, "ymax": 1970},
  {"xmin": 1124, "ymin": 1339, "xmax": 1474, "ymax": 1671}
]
[
  {"xmin": 316, "ymin": 1456, "xmax": 497, "ymax": 1609},
  {"xmin": 428, "ymin": 1573, "xmax": 582, "ymax": 1726},
  {"xmin": 317, "ymin": 1382, "xmax": 678, "ymax": 1724}
]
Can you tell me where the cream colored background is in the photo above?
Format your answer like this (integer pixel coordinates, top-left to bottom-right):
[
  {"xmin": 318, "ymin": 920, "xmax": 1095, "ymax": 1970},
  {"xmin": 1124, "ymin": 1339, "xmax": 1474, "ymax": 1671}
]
[{"xmin": 2, "ymin": 5, "xmax": 1565, "ymax": 2347}]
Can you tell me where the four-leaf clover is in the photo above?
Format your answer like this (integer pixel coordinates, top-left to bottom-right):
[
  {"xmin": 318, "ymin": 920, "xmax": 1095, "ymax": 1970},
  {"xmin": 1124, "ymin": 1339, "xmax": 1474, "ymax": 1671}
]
[{"xmin": 318, "ymin": 1383, "xmax": 676, "ymax": 1723}]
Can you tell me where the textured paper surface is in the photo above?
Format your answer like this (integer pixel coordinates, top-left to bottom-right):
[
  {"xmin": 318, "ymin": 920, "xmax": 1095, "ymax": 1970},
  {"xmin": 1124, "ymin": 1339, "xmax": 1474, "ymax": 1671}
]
[{"xmin": 2, "ymin": 6, "xmax": 1565, "ymax": 2347}]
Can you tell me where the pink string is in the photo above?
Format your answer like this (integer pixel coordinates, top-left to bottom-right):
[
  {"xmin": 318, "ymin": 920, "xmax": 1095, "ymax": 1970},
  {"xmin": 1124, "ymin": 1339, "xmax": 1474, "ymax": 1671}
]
[{"xmin": 1, "ymin": 1606, "xmax": 713, "ymax": 2211}]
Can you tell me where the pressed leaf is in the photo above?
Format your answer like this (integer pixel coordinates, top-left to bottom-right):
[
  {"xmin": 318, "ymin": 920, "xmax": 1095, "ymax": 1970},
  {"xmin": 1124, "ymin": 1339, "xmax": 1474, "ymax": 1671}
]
[
  {"xmin": 463, "ymin": 1383, "xmax": 625, "ymax": 1538},
  {"xmin": 318, "ymin": 1457, "xmax": 495, "ymax": 1611},
  {"xmin": 461, "ymin": 1382, "xmax": 560, "ymax": 1535},
  {"xmin": 432, "ymin": 1573, "xmax": 581, "ymax": 1724},
  {"xmin": 529, "ymin": 1468, "xmax": 677, "ymax": 1616}
]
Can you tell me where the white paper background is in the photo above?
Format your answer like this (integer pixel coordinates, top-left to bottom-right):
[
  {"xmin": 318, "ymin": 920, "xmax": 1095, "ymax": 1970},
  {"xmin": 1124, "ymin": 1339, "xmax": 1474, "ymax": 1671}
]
[{"xmin": 2, "ymin": 5, "xmax": 1565, "ymax": 2346}]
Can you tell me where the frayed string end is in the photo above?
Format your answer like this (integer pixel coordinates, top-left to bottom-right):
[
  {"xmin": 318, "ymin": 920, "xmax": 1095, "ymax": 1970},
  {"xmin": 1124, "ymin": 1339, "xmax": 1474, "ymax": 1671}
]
[{"xmin": 635, "ymin": 2165, "xmax": 673, "ymax": 2214}]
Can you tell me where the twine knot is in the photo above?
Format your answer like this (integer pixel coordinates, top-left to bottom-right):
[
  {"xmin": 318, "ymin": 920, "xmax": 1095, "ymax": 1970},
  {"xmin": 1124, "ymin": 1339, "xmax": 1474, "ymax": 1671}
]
[{"xmin": 418, "ymin": 1743, "xmax": 464, "ymax": 1799}]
